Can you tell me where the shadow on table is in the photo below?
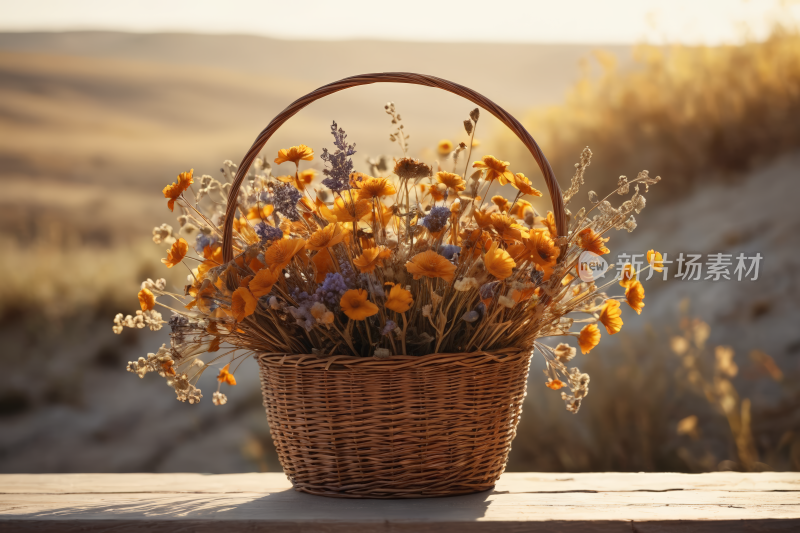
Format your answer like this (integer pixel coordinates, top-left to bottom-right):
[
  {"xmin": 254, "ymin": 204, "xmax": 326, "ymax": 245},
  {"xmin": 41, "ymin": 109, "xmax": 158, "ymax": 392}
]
[{"xmin": 9, "ymin": 486, "xmax": 495, "ymax": 524}]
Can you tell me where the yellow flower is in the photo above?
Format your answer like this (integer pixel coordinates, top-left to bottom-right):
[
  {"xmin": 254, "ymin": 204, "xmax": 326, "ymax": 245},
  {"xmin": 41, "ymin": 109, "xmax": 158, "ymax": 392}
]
[
  {"xmin": 248, "ymin": 268, "xmax": 280, "ymax": 298},
  {"xmin": 162, "ymin": 169, "xmax": 194, "ymax": 211},
  {"xmin": 437, "ymin": 139, "xmax": 454, "ymax": 155},
  {"xmin": 405, "ymin": 250, "xmax": 457, "ymax": 282},
  {"xmin": 435, "ymin": 171, "xmax": 466, "ymax": 192},
  {"xmin": 491, "ymin": 195, "xmax": 510, "ymax": 213},
  {"xmin": 577, "ymin": 227, "xmax": 610, "ymax": 255},
  {"xmin": 339, "ymin": 289, "xmax": 379, "ymax": 320},
  {"xmin": 619, "ymin": 264, "xmax": 636, "ymax": 288},
  {"xmin": 546, "ymin": 379, "xmax": 565, "ymax": 390},
  {"xmin": 356, "ymin": 176, "xmax": 397, "ymax": 200},
  {"xmin": 511, "ymin": 173, "xmax": 542, "ymax": 197},
  {"xmin": 472, "ymin": 155, "xmax": 514, "ymax": 184},
  {"xmin": 353, "ymin": 246, "xmax": 391, "ymax": 273},
  {"xmin": 625, "ymin": 280, "xmax": 645, "ymax": 314},
  {"xmin": 306, "ymin": 223, "xmax": 347, "ymax": 251},
  {"xmin": 263, "ymin": 238, "xmax": 306, "ymax": 272},
  {"xmin": 333, "ymin": 196, "xmax": 371, "ymax": 222},
  {"xmin": 231, "ymin": 287, "xmax": 257, "ymax": 322},
  {"xmin": 217, "ymin": 363, "xmax": 237, "ymax": 386},
  {"xmin": 599, "ymin": 299, "xmax": 623, "ymax": 334},
  {"xmin": 384, "ymin": 283, "xmax": 413, "ymax": 313},
  {"xmin": 274, "ymin": 145, "xmax": 314, "ymax": 165},
  {"xmin": 161, "ymin": 238, "xmax": 189, "ymax": 268},
  {"xmin": 647, "ymin": 249, "xmax": 664, "ymax": 272},
  {"xmin": 484, "ymin": 241, "xmax": 516, "ymax": 280},
  {"xmin": 578, "ymin": 324, "xmax": 601, "ymax": 354},
  {"xmin": 138, "ymin": 288, "xmax": 156, "ymax": 311}
]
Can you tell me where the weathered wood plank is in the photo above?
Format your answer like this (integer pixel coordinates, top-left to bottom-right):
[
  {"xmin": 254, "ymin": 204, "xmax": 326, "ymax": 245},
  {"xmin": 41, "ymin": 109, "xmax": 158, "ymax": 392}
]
[
  {"xmin": 0, "ymin": 473, "xmax": 798, "ymax": 532},
  {"xmin": 2, "ymin": 472, "xmax": 798, "ymax": 493}
]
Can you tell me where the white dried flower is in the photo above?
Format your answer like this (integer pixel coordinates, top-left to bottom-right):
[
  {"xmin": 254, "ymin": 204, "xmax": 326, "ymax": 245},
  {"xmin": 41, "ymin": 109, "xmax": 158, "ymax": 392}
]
[
  {"xmin": 498, "ymin": 295, "xmax": 515, "ymax": 308},
  {"xmin": 212, "ymin": 391, "xmax": 228, "ymax": 406},
  {"xmin": 268, "ymin": 296, "xmax": 281, "ymax": 310},
  {"xmin": 422, "ymin": 304, "xmax": 432, "ymax": 317},
  {"xmin": 152, "ymin": 223, "xmax": 175, "ymax": 245},
  {"xmin": 454, "ymin": 277, "xmax": 480, "ymax": 292},
  {"xmin": 554, "ymin": 343, "xmax": 577, "ymax": 362},
  {"xmin": 374, "ymin": 348, "xmax": 391, "ymax": 359}
]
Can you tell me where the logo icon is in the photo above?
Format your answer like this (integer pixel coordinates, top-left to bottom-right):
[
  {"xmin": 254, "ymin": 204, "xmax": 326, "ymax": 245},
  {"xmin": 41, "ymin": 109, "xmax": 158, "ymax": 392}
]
[{"xmin": 578, "ymin": 250, "xmax": 609, "ymax": 282}]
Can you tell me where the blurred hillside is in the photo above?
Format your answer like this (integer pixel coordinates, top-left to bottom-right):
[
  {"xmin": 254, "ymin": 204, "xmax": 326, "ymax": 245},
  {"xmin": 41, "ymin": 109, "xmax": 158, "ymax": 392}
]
[
  {"xmin": 499, "ymin": 27, "xmax": 800, "ymax": 202},
  {"xmin": 0, "ymin": 31, "xmax": 798, "ymax": 475}
]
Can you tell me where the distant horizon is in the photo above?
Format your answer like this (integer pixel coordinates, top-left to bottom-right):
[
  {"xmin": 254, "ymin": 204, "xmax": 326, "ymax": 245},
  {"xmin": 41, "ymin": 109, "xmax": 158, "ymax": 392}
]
[{"xmin": 0, "ymin": 0, "xmax": 796, "ymax": 46}]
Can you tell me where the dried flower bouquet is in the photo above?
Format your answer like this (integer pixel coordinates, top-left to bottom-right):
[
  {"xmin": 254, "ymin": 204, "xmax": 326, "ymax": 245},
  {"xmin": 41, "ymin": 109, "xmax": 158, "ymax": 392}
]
[{"xmin": 116, "ymin": 102, "xmax": 662, "ymax": 413}]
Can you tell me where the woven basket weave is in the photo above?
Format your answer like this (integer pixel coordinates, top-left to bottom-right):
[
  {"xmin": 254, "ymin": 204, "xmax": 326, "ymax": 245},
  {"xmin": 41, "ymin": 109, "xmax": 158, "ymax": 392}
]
[
  {"xmin": 222, "ymin": 73, "xmax": 567, "ymax": 498},
  {"xmin": 258, "ymin": 349, "xmax": 531, "ymax": 498}
]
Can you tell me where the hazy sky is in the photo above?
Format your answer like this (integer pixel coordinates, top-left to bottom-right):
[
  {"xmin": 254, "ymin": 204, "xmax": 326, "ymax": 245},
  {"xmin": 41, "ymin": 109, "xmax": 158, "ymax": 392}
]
[{"xmin": 1, "ymin": 0, "xmax": 797, "ymax": 44}]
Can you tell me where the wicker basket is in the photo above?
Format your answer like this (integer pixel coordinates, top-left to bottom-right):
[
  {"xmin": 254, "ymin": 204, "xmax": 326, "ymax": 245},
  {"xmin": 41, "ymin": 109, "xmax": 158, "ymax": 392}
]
[{"xmin": 221, "ymin": 73, "xmax": 567, "ymax": 498}]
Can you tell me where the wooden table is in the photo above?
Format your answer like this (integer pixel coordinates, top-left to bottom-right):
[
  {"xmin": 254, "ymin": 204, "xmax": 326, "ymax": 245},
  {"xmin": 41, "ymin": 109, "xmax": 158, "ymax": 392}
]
[{"xmin": 1, "ymin": 472, "xmax": 798, "ymax": 531}]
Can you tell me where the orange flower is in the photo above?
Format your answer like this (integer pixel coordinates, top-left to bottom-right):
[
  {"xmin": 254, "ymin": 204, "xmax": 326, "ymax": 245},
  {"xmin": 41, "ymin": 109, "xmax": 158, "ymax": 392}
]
[
  {"xmin": 473, "ymin": 208, "xmax": 494, "ymax": 228},
  {"xmin": 217, "ymin": 363, "xmax": 237, "ymax": 386},
  {"xmin": 231, "ymin": 287, "xmax": 257, "ymax": 322},
  {"xmin": 405, "ymin": 250, "xmax": 457, "ymax": 282},
  {"xmin": 436, "ymin": 171, "xmax": 466, "ymax": 192},
  {"xmin": 274, "ymin": 145, "xmax": 314, "ymax": 165},
  {"xmin": 385, "ymin": 283, "xmax": 413, "ymax": 313},
  {"xmin": 263, "ymin": 238, "xmax": 306, "ymax": 272},
  {"xmin": 333, "ymin": 196, "xmax": 371, "ymax": 222},
  {"xmin": 577, "ymin": 227, "xmax": 610, "ymax": 255},
  {"xmin": 490, "ymin": 212, "xmax": 526, "ymax": 242},
  {"xmin": 511, "ymin": 173, "xmax": 542, "ymax": 197},
  {"xmin": 472, "ymin": 155, "xmax": 514, "ymax": 184},
  {"xmin": 437, "ymin": 139, "xmax": 454, "ymax": 155},
  {"xmin": 419, "ymin": 183, "xmax": 447, "ymax": 202},
  {"xmin": 277, "ymin": 169, "xmax": 316, "ymax": 191},
  {"xmin": 339, "ymin": 289, "xmax": 379, "ymax": 320},
  {"xmin": 509, "ymin": 198, "xmax": 532, "ymax": 219},
  {"xmin": 546, "ymin": 379, "xmax": 565, "ymax": 390},
  {"xmin": 368, "ymin": 201, "xmax": 395, "ymax": 227},
  {"xmin": 578, "ymin": 324, "xmax": 601, "ymax": 354},
  {"xmin": 540, "ymin": 211, "xmax": 557, "ymax": 238},
  {"xmin": 647, "ymin": 249, "xmax": 664, "ymax": 272},
  {"xmin": 249, "ymin": 268, "xmax": 280, "ymax": 298},
  {"xmin": 161, "ymin": 238, "xmax": 189, "ymax": 268},
  {"xmin": 311, "ymin": 250, "xmax": 333, "ymax": 283},
  {"xmin": 625, "ymin": 280, "xmax": 645, "ymax": 314},
  {"xmin": 599, "ymin": 299, "xmax": 623, "ymax": 334},
  {"xmin": 353, "ymin": 246, "xmax": 391, "ymax": 273},
  {"xmin": 356, "ymin": 176, "xmax": 397, "ymax": 200},
  {"xmin": 491, "ymin": 195, "xmax": 510, "ymax": 213},
  {"xmin": 524, "ymin": 229, "xmax": 559, "ymax": 267},
  {"xmin": 619, "ymin": 264, "xmax": 637, "ymax": 288},
  {"xmin": 138, "ymin": 288, "xmax": 156, "ymax": 311},
  {"xmin": 246, "ymin": 204, "xmax": 275, "ymax": 220},
  {"xmin": 306, "ymin": 223, "xmax": 347, "ymax": 251},
  {"xmin": 484, "ymin": 241, "xmax": 516, "ymax": 280},
  {"xmin": 162, "ymin": 169, "xmax": 194, "ymax": 211}
]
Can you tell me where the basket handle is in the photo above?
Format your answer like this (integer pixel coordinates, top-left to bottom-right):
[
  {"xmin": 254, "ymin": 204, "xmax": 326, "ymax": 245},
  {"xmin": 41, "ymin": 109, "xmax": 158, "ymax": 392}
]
[{"xmin": 221, "ymin": 72, "xmax": 565, "ymax": 263}]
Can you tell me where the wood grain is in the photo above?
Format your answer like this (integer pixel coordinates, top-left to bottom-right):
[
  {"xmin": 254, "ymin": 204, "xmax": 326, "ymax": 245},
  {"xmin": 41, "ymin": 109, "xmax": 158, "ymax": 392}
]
[{"xmin": 1, "ymin": 472, "xmax": 798, "ymax": 532}]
